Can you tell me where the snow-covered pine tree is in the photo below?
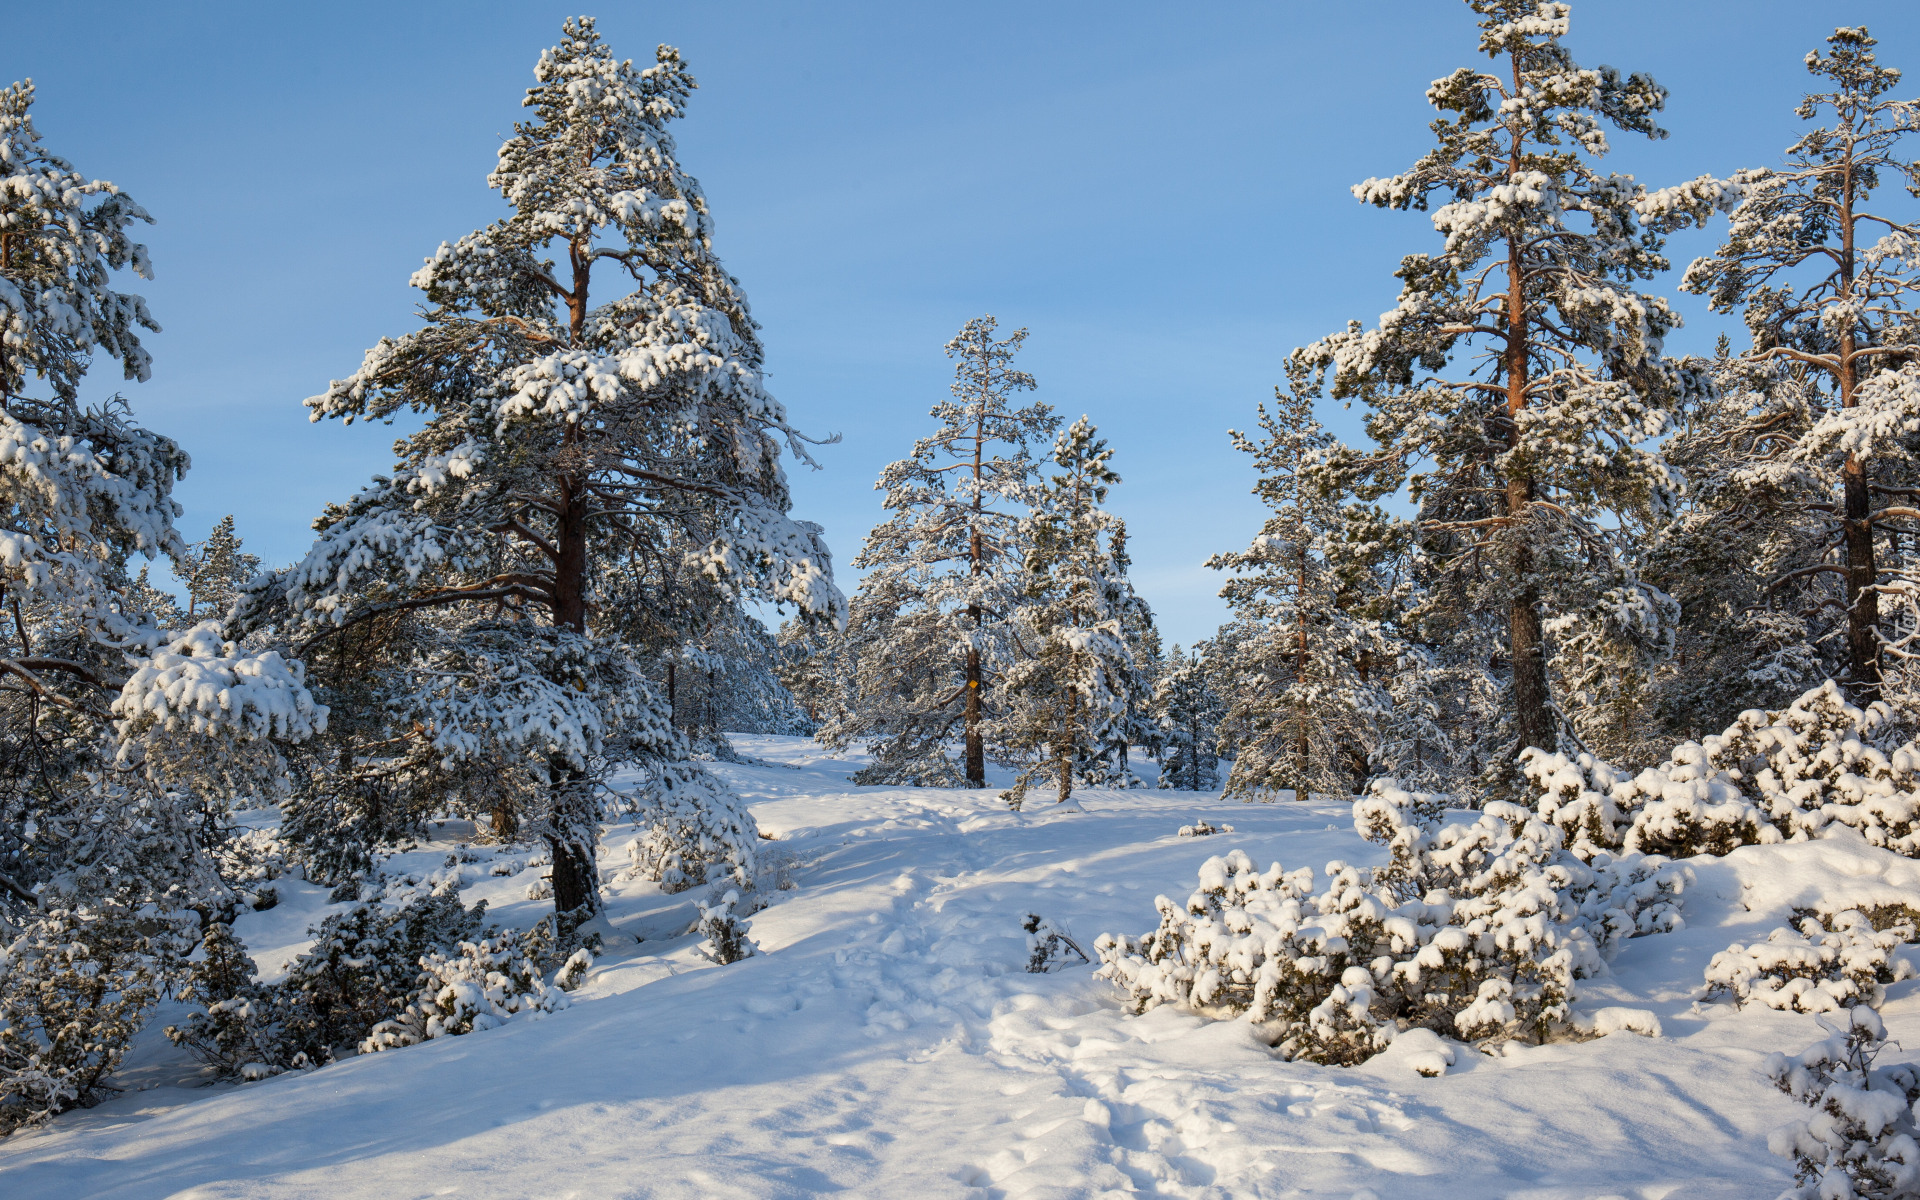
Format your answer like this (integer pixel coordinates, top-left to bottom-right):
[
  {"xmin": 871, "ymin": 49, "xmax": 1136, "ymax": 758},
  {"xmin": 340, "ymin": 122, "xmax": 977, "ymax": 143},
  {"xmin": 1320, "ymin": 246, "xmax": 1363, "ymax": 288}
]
[
  {"xmin": 998, "ymin": 416, "xmax": 1150, "ymax": 808},
  {"xmin": 667, "ymin": 605, "xmax": 814, "ymax": 753},
  {"xmin": 1635, "ymin": 343, "xmax": 1833, "ymax": 742},
  {"xmin": 1679, "ymin": 26, "xmax": 1920, "ymax": 705},
  {"xmin": 245, "ymin": 21, "xmax": 842, "ymax": 917},
  {"xmin": 0, "ymin": 76, "xmax": 322, "ymax": 915},
  {"xmin": 1153, "ymin": 645, "xmax": 1223, "ymax": 791},
  {"xmin": 1298, "ymin": 1, "xmax": 1723, "ymax": 783},
  {"xmin": 774, "ymin": 615, "xmax": 855, "ymax": 735},
  {"xmin": 839, "ymin": 316, "xmax": 1058, "ymax": 786},
  {"xmin": 0, "ymin": 77, "xmax": 171, "ymax": 755},
  {"xmin": 813, "ymin": 588, "xmax": 957, "ymax": 782},
  {"xmin": 1207, "ymin": 390, "xmax": 1396, "ymax": 801},
  {"xmin": 0, "ymin": 79, "xmax": 323, "ymax": 1129},
  {"xmin": 182, "ymin": 514, "xmax": 261, "ymax": 621},
  {"xmin": 1103, "ymin": 566, "xmax": 1164, "ymax": 785},
  {"xmin": 125, "ymin": 565, "xmax": 184, "ymax": 631}
]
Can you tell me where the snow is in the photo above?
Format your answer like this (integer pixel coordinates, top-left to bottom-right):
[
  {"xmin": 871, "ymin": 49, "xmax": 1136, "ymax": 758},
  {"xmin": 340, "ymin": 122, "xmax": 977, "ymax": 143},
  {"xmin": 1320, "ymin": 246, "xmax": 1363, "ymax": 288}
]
[{"xmin": 5, "ymin": 735, "xmax": 1916, "ymax": 1197}]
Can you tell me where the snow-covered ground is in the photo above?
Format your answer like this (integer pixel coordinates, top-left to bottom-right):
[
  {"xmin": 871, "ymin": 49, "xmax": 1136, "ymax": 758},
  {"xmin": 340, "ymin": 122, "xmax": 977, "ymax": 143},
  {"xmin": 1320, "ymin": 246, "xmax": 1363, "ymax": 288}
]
[{"xmin": 5, "ymin": 735, "xmax": 1917, "ymax": 1198}]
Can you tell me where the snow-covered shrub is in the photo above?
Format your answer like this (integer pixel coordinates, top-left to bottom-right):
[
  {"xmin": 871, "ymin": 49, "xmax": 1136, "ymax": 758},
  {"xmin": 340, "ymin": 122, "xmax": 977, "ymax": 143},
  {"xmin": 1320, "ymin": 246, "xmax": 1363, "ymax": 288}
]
[
  {"xmin": 1095, "ymin": 791, "xmax": 1688, "ymax": 1065},
  {"xmin": 1524, "ymin": 750, "xmax": 1638, "ymax": 855},
  {"xmin": 554, "ymin": 948, "xmax": 593, "ymax": 992},
  {"xmin": 172, "ymin": 892, "xmax": 594, "ymax": 1071},
  {"xmin": 696, "ymin": 889, "xmax": 755, "ymax": 965},
  {"xmin": 1096, "ymin": 851, "xmax": 1402, "ymax": 1063},
  {"xmin": 1706, "ymin": 908, "xmax": 1917, "ymax": 1014},
  {"xmin": 1177, "ymin": 819, "xmax": 1234, "ymax": 838},
  {"xmin": 1022, "ymin": 913, "xmax": 1090, "ymax": 973},
  {"xmin": 360, "ymin": 934, "xmax": 570, "ymax": 1052},
  {"xmin": 215, "ymin": 827, "xmax": 293, "ymax": 911},
  {"xmin": 623, "ymin": 762, "xmax": 762, "ymax": 894},
  {"xmin": 1523, "ymin": 682, "xmax": 1920, "ymax": 861},
  {"xmin": 164, "ymin": 922, "xmax": 285, "ymax": 1082},
  {"xmin": 1351, "ymin": 778, "xmax": 1448, "ymax": 846},
  {"xmin": 254, "ymin": 888, "xmax": 485, "ymax": 1067},
  {"xmin": 0, "ymin": 908, "xmax": 157, "ymax": 1133},
  {"xmin": 1767, "ymin": 1006, "xmax": 1920, "ymax": 1198}
]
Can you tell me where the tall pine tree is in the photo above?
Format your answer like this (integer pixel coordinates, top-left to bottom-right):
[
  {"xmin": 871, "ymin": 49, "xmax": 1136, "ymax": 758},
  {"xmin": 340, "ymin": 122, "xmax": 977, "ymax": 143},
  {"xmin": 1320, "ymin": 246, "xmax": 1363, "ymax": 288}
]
[
  {"xmin": 1152, "ymin": 645, "xmax": 1223, "ymax": 792},
  {"xmin": 1208, "ymin": 391, "xmax": 1397, "ymax": 800},
  {"xmin": 182, "ymin": 514, "xmax": 261, "ymax": 620},
  {"xmin": 244, "ymin": 22, "xmax": 841, "ymax": 916},
  {"xmin": 1679, "ymin": 26, "xmax": 1920, "ymax": 703},
  {"xmin": 1299, "ymin": 0, "xmax": 1719, "ymax": 778},
  {"xmin": 837, "ymin": 316, "xmax": 1057, "ymax": 786},
  {"xmin": 0, "ymin": 79, "xmax": 322, "ymax": 1129},
  {"xmin": 998, "ymin": 417, "xmax": 1149, "ymax": 809}
]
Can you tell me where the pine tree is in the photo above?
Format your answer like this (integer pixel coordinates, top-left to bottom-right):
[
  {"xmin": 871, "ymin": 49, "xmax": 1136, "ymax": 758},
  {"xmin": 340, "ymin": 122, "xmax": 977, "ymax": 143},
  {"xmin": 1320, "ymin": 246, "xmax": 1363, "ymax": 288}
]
[
  {"xmin": 243, "ymin": 21, "xmax": 842, "ymax": 916},
  {"xmin": 1207, "ymin": 391, "xmax": 1396, "ymax": 800},
  {"xmin": 1298, "ymin": 0, "xmax": 1719, "ymax": 777},
  {"xmin": 124, "ymin": 565, "xmax": 184, "ymax": 631},
  {"xmin": 839, "ymin": 316, "xmax": 1058, "ymax": 786},
  {"xmin": 182, "ymin": 514, "xmax": 261, "ymax": 620},
  {"xmin": 0, "ymin": 76, "xmax": 320, "ymax": 914},
  {"xmin": 774, "ymin": 615, "xmax": 855, "ymax": 735},
  {"xmin": 1679, "ymin": 26, "xmax": 1920, "ymax": 704},
  {"xmin": 998, "ymin": 417, "xmax": 1148, "ymax": 808},
  {"xmin": 668, "ymin": 606, "xmax": 814, "ymax": 754},
  {"xmin": 1625, "ymin": 344, "xmax": 1832, "ymax": 746},
  {"xmin": 1103, "ymin": 570, "xmax": 1164, "ymax": 785},
  {"xmin": 1152, "ymin": 645, "xmax": 1223, "ymax": 791},
  {"xmin": 0, "ymin": 79, "xmax": 322, "ymax": 1127}
]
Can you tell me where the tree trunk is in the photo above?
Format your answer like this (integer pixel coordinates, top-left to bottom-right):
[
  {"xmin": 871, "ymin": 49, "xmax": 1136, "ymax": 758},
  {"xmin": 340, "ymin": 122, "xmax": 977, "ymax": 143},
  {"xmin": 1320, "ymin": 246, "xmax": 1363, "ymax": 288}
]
[
  {"xmin": 1504, "ymin": 217, "xmax": 1554, "ymax": 756},
  {"xmin": 1294, "ymin": 545, "xmax": 1310, "ymax": 795},
  {"xmin": 545, "ymin": 476, "xmax": 600, "ymax": 917},
  {"xmin": 552, "ymin": 478, "xmax": 588, "ymax": 634},
  {"xmin": 1509, "ymin": 533, "xmax": 1553, "ymax": 755},
  {"xmin": 965, "ymin": 409, "xmax": 987, "ymax": 786},
  {"xmin": 542, "ymin": 243, "xmax": 599, "ymax": 918},
  {"xmin": 965, "ymin": 634, "xmax": 984, "ymax": 784},
  {"xmin": 1841, "ymin": 452, "xmax": 1882, "ymax": 700},
  {"xmin": 548, "ymin": 837, "xmax": 596, "ymax": 914},
  {"xmin": 546, "ymin": 757, "xmax": 598, "ymax": 916},
  {"xmin": 1837, "ymin": 154, "xmax": 1882, "ymax": 701},
  {"xmin": 1056, "ymin": 685, "xmax": 1076, "ymax": 804}
]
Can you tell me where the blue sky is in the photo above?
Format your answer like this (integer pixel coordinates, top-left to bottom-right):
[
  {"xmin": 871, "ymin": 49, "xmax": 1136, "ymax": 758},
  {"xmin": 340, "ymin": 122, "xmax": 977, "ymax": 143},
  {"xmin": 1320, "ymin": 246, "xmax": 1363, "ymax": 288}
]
[{"xmin": 7, "ymin": 1, "xmax": 1918, "ymax": 646}]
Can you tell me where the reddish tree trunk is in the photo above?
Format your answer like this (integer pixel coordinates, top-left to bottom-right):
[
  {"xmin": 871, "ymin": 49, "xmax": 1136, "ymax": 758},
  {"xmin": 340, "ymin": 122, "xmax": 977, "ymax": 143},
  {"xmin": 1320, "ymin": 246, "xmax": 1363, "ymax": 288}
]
[
  {"xmin": 1837, "ymin": 152, "xmax": 1882, "ymax": 701},
  {"xmin": 1505, "ymin": 226, "xmax": 1554, "ymax": 758}
]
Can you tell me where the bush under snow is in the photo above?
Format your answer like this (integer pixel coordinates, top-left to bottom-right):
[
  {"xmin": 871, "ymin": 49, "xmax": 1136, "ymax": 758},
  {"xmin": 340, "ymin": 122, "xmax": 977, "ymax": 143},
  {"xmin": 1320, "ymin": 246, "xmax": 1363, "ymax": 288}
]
[
  {"xmin": 621, "ymin": 761, "xmax": 764, "ymax": 894},
  {"xmin": 168, "ymin": 881, "xmax": 589, "ymax": 1077},
  {"xmin": 1525, "ymin": 682, "xmax": 1920, "ymax": 861},
  {"xmin": 1767, "ymin": 1006, "xmax": 1920, "ymax": 1198},
  {"xmin": 0, "ymin": 908, "xmax": 158, "ymax": 1133},
  {"xmin": 1094, "ymin": 787, "xmax": 1686, "ymax": 1065},
  {"xmin": 360, "ymin": 934, "xmax": 571, "ymax": 1052},
  {"xmin": 1707, "ymin": 903, "xmax": 1919, "ymax": 1015},
  {"xmin": 695, "ymin": 889, "xmax": 756, "ymax": 965}
]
